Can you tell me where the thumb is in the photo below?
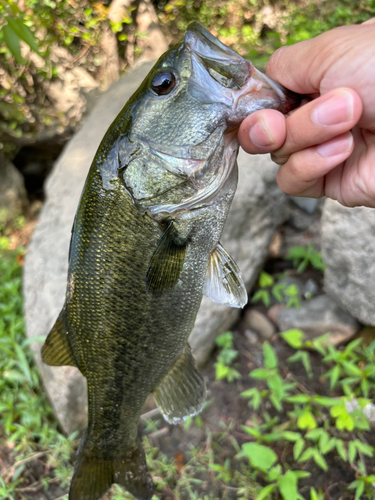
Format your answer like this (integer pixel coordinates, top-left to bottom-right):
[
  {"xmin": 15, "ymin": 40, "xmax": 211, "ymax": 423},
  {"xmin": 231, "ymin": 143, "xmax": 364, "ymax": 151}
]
[{"xmin": 265, "ymin": 40, "xmax": 323, "ymax": 95}]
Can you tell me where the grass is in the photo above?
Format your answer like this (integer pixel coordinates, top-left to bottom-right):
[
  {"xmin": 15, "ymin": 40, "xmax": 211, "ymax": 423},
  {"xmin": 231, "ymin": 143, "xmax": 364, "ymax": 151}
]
[{"xmin": 0, "ymin": 232, "xmax": 75, "ymax": 499}]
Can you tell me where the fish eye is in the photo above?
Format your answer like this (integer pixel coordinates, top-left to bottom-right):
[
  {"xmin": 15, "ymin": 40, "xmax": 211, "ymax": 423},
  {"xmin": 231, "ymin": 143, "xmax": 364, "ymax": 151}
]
[{"xmin": 151, "ymin": 71, "xmax": 176, "ymax": 95}]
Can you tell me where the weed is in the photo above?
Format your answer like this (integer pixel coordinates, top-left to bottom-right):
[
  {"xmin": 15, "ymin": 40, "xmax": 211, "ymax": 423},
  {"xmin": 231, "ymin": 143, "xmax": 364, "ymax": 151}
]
[
  {"xmin": 240, "ymin": 330, "xmax": 375, "ymax": 499},
  {"xmin": 214, "ymin": 331, "xmax": 241, "ymax": 383},
  {"xmin": 252, "ymin": 271, "xmax": 302, "ymax": 309},
  {"xmin": 286, "ymin": 245, "xmax": 325, "ymax": 274},
  {"xmin": 0, "ymin": 238, "xmax": 75, "ymax": 497}
]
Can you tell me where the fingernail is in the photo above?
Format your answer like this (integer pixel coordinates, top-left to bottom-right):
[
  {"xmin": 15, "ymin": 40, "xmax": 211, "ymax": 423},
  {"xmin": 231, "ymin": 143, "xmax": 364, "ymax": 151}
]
[
  {"xmin": 249, "ymin": 119, "xmax": 274, "ymax": 148},
  {"xmin": 316, "ymin": 133, "xmax": 353, "ymax": 158},
  {"xmin": 312, "ymin": 91, "xmax": 354, "ymax": 126}
]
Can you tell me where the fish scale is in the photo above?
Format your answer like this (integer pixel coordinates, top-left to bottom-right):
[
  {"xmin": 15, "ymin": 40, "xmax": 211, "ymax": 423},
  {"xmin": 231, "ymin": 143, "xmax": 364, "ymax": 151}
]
[{"xmin": 41, "ymin": 21, "xmax": 302, "ymax": 500}]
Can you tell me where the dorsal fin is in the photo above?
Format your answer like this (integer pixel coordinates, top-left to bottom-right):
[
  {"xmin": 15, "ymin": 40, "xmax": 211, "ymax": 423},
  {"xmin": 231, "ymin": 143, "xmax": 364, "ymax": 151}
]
[
  {"xmin": 204, "ymin": 243, "xmax": 247, "ymax": 308},
  {"xmin": 41, "ymin": 308, "xmax": 77, "ymax": 367},
  {"xmin": 153, "ymin": 344, "xmax": 206, "ymax": 424},
  {"xmin": 145, "ymin": 222, "xmax": 188, "ymax": 294}
]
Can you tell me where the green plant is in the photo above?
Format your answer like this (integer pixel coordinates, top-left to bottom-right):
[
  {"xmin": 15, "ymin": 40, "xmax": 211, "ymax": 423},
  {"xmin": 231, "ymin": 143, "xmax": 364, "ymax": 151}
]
[
  {"xmin": 286, "ymin": 245, "xmax": 325, "ymax": 274},
  {"xmin": 214, "ymin": 331, "xmax": 241, "ymax": 382},
  {"xmin": 252, "ymin": 271, "xmax": 302, "ymax": 309},
  {"xmin": 243, "ymin": 330, "xmax": 375, "ymax": 499},
  {"xmin": 243, "ymin": 342, "xmax": 296, "ymax": 412},
  {"xmin": 0, "ymin": 236, "xmax": 76, "ymax": 496},
  {"xmin": 0, "ymin": 0, "xmax": 136, "ymax": 149}
]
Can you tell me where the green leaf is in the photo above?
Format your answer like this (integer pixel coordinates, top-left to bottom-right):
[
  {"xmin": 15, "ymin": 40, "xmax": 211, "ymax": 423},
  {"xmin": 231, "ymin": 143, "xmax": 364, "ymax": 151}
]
[
  {"xmin": 335, "ymin": 439, "xmax": 347, "ymax": 461},
  {"xmin": 263, "ymin": 342, "xmax": 278, "ymax": 369},
  {"xmin": 297, "ymin": 409, "xmax": 317, "ymax": 430},
  {"xmin": 329, "ymin": 364, "xmax": 341, "ymax": 389},
  {"xmin": 286, "ymin": 394, "xmax": 311, "ymax": 404},
  {"xmin": 354, "ymin": 439, "xmax": 374, "ymax": 457},
  {"xmin": 250, "ymin": 368, "xmax": 269, "ymax": 379},
  {"xmin": 242, "ymin": 426, "xmax": 261, "ymax": 438},
  {"xmin": 14, "ymin": 343, "xmax": 32, "ymax": 384},
  {"xmin": 219, "ymin": 348, "xmax": 238, "ymax": 365},
  {"xmin": 354, "ymin": 481, "xmax": 364, "ymax": 500},
  {"xmin": 341, "ymin": 360, "xmax": 362, "ymax": 377},
  {"xmin": 312, "ymin": 395, "xmax": 337, "ymax": 406},
  {"xmin": 301, "ymin": 449, "xmax": 327, "ymax": 471},
  {"xmin": 259, "ymin": 271, "xmax": 274, "ymax": 288},
  {"xmin": 241, "ymin": 443, "xmax": 278, "ymax": 472},
  {"xmin": 348, "ymin": 441, "xmax": 357, "ymax": 463},
  {"xmin": 255, "ymin": 483, "xmax": 277, "ymax": 500},
  {"xmin": 293, "ymin": 438, "xmax": 305, "ymax": 460},
  {"xmin": 280, "ymin": 329, "xmax": 304, "ymax": 349},
  {"xmin": 272, "ymin": 282, "xmax": 286, "ymax": 302},
  {"xmin": 320, "ymin": 437, "xmax": 336, "ymax": 455},
  {"xmin": 2, "ymin": 24, "xmax": 23, "ymax": 63},
  {"xmin": 285, "ymin": 284, "xmax": 299, "ymax": 297},
  {"xmin": 331, "ymin": 403, "xmax": 354, "ymax": 431},
  {"xmin": 305, "ymin": 428, "xmax": 325, "ymax": 441},
  {"xmin": 281, "ymin": 431, "xmax": 301, "ymax": 442},
  {"xmin": 215, "ymin": 331, "xmax": 233, "ymax": 349},
  {"xmin": 241, "ymin": 388, "xmax": 262, "ymax": 409},
  {"xmin": 6, "ymin": 17, "xmax": 41, "ymax": 54},
  {"xmin": 252, "ymin": 289, "xmax": 271, "ymax": 307},
  {"xmin": 278, "ymin": 471, "xmax": 298, "ymax": 500},
  {"xmin": 310, "ymin": 487, "xmax": 323, "ymax": 500}
]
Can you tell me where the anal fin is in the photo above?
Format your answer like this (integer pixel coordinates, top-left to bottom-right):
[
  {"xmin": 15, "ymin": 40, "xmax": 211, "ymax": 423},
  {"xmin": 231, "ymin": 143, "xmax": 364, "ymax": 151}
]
[
  {"xmin": 204, "ymin": 243, "xmax": 247, "ymax": 308},
  {"xmin": 145, "ymin": 221, "xmax": 187, "ymax": 294},
  {"xmin": 41, "ymin": 308, "xmax": 77, "ymax": 367},
  {"xmin": 153, "ymin": 345, "xmax": 206, "ymax": 424}
]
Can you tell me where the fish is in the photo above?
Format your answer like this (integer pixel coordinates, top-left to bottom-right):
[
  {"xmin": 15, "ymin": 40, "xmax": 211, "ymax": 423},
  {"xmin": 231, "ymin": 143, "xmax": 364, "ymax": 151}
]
[{"xmin": 41, "ymin": 21, "xmax": 301, "ymax": 500}]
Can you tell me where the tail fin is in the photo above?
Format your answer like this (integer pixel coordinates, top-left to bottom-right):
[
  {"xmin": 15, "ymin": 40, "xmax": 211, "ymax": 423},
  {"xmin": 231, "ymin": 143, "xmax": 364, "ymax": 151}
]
[{"xmin": 69, "ymin": 437, "xmax": 154, "ymax": 500}]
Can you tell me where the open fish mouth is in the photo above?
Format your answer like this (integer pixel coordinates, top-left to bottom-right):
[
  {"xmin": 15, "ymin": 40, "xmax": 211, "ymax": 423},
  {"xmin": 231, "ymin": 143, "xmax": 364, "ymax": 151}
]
[{"xmin": 185, "ymin": 21, "xmax": 301, "ymax": 118}]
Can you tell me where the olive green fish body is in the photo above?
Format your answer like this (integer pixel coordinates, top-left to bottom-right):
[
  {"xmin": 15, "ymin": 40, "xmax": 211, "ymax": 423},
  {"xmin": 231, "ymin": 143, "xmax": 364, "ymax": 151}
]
[{"xmin": 42, "ymin": 21, "xmax": 301, "ymax": 500}]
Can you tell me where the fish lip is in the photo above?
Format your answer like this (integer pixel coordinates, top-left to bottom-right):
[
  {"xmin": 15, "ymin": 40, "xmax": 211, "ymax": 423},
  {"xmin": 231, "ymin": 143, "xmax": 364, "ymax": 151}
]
[{"xmin": 251, "ymin": 68, "xmax": 303, "ymax": 113}]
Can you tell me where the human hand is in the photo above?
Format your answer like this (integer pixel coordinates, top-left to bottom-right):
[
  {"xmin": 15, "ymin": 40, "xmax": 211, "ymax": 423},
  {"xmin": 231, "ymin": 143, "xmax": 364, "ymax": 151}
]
[{"xmin": 238, "ymin": 20, "xmax": 375, "ymax": 207}]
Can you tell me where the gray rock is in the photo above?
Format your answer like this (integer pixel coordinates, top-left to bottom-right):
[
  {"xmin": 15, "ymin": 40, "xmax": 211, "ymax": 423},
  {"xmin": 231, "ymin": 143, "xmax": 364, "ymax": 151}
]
[
  {"xmin": 275, "ymin": 294, "xmax": 359, "ymax": 344},
  {"xmin": 244, "ymin": 329, "xmax": 259, "ymax": 345},
  {"xmin": 322, "ymin": 199, "xmax": 375, "ymax": 326},
  {"xmin": 303, "ymin": 279, "xmax": 319, "ymax": 300},
  {"xmin": 0, "ymin": 155, "xmax": 28, "ymax": 224},
  {"xmin": 243, "ymin": 309, "xmax": 276, "ymax": 340},
  {"xmin": 24, "ymin": 62, "xmax": 287, "ymax": 434},
  {"xmin": 290, "ymin": 196, "xmax": 319, "ymax": 214}
]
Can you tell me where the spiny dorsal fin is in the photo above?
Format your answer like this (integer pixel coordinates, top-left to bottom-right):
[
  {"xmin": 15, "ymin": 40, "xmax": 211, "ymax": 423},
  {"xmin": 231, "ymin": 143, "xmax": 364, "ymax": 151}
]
[
  {"xmin": 41, "ymin": 309, "xmax": 77, "ymax": 367},
  {"xmin": 145, "ymin": 222, "xmax": 187, "ymax": 294},
  {"xmin": 153, "ymin": 344, "xmax": 206, "ymax": 424},
  {"xmin": 70, "ymin": 436, "xmax": 154, "ymax": 500},
  {"xmin": 204, "ymin": 243, "xmax": 247, "ymax": 308}
]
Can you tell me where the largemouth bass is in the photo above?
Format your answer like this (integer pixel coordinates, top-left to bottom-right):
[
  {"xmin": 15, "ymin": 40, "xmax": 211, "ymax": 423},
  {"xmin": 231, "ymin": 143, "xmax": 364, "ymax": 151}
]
[{"xmin": 41, "ymin": 22, "xmax": 301, "ymax": 500}]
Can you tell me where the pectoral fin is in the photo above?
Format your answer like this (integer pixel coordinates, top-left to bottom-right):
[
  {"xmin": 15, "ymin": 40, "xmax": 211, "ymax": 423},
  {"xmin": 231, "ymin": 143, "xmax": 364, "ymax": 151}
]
[
  {"xmin": 145, "ymin": 222, "xmax": 187, "ymax": 294},
  {"xmin": 204, "ymin": 243, "xmax": 247, "ymax": 308},
  {"xmin": 41, "ymin": 308, "xmax": 77, "ymax": 367},
  {"xmin": 153, "ymin": 345, "xmax": 206, "ymax": 424}
]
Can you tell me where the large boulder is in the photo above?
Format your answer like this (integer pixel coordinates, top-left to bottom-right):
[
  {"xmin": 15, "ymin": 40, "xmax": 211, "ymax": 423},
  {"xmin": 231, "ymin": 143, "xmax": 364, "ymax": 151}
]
[
  {"xmin": 24, "ymin": 62, "xmax": 287, "ymax": 435},
  {"xmin": 322, "ymin": 199, "xmax": 375, "ymax": 326}
]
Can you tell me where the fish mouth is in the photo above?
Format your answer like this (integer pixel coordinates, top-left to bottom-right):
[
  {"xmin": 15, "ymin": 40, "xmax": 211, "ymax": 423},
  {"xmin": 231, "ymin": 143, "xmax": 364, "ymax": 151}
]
[
  {"xmin": 184, "ymin": 22, "xmax": 302, "ymax": 119},
  {"xmin": 184, "ymin": 21, "xmax": 251, "ymax": 90},
  {"xmin": 250, "ymin": 67, "xmax": 302, "ymax": 114}
]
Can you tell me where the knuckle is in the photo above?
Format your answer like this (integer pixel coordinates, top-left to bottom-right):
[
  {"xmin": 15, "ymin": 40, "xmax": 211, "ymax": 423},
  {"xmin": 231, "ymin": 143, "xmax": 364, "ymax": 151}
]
[
  {"xmin": 271, "ymin": 152, "xmax": 289, "ymax": 165},
  {"xmin": 286, "ymin": 155, "xmax": 305, "ymax": 179}
]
